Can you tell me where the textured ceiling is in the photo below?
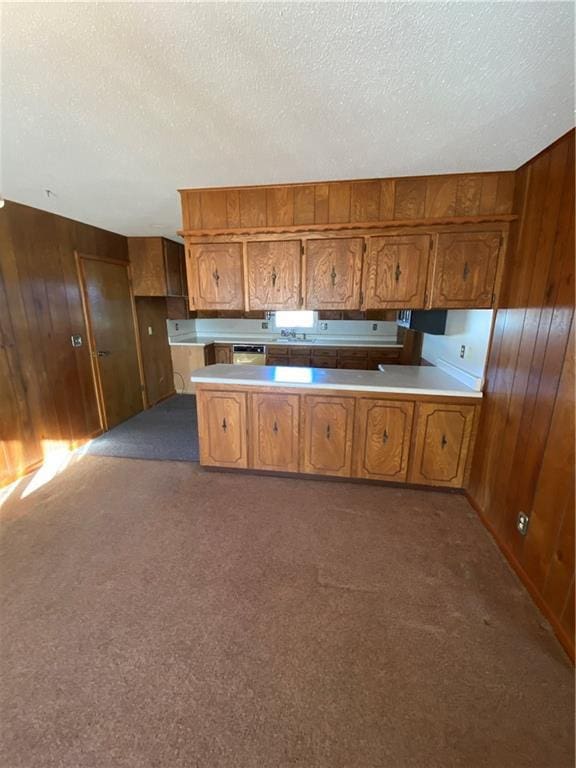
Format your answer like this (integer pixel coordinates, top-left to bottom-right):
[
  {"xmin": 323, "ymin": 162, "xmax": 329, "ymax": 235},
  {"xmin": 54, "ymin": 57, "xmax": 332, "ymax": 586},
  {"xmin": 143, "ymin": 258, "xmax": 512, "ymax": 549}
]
[{"xmin": 1, "ymin": 2, "xmax": 574, "ymax": 239}]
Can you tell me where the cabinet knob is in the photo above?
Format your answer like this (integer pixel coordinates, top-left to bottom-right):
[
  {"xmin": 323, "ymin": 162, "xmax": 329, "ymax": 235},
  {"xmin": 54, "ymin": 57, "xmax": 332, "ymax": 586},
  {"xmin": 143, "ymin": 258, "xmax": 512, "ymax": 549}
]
[
  {"xmin": 382, "ymin": 429, "xmax": 389, "ymax": 444},
  {"xmin": 441, "ymin": 434, "xmax": 448, "ymax": 449},
  {"xmin": 394, "ymin": 263, "xmax": 402, "ymax": 283},
  {"xmin": 221, "ymin": 417, "xmax": 227, "ymax": 433}
]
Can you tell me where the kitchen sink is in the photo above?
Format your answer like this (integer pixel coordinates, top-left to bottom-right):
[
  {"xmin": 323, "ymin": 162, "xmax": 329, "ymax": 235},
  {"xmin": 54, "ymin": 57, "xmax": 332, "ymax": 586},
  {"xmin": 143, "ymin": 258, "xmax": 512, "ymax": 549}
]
[{"xmin": 273, "ymin": 337, "xmax": 316, "ymax": 344}]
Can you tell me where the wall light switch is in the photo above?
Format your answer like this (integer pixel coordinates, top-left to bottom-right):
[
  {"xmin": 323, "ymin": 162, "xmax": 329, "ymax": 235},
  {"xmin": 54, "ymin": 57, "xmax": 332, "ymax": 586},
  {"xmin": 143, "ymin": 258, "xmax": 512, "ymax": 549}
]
[
  {"xmin": 174, "ymin": 322, "xmax": 179, "ymax": 331},
  {"xmin": 262, "ymin": 321, "xmax": 269, "ymax": 329},
  {"xmin": 372, "ymin": 323, "xmax": 378, "ymax": 331},
  {"xmin": 148, "ymin": 326, "xmax": 153, "ymax": 336},
  {"xmin": 70, "ymin": 334, "xmax": 83, "ymax": 348}
]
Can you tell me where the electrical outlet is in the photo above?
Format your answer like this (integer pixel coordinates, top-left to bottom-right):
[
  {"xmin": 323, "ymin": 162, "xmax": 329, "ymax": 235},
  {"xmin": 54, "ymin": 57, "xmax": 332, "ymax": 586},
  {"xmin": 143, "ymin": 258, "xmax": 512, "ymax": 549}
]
[
  {"xmin": 517, "ymin": 512, "xmax": 530, "ymax": 536},
  {"xmin": 460, "ymin": 345, "xmax": 466, "ymax": 359},
  {"xmin": 175, "ymin": 322, "xmax": 179, "ymax": 331},
  {"xmin": 372, "ymin": 323, "xmax": 378, "ymax": 331},
  {"xmin": 261, "ymin": 321, "xmax": 268, "ymax": 329},
  {"xmin": 70, "ymin": 334, "xmax": 83, "ymax": 348},
  {"xmin": 320, "ymin": 322, "xmax": 328, "ymax": 331}
]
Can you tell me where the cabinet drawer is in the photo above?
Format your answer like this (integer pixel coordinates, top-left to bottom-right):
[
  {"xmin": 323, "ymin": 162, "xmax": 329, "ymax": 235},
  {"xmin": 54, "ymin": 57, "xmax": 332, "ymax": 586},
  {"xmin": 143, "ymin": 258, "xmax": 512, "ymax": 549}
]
[
  {"xmin": 337, "ymin": 348, "xmax": 368, "ymax": 358},
  {"xmin": 311, "ymin": 347, "xmax": 337, "ymax": 358}
]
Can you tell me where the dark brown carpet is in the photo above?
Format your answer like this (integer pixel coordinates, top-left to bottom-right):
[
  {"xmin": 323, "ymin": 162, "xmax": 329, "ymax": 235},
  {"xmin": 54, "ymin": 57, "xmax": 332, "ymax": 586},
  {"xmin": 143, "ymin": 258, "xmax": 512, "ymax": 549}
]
[{"xmin": 0, "ymin": 455, "xmax": 573, "ymax": 768}]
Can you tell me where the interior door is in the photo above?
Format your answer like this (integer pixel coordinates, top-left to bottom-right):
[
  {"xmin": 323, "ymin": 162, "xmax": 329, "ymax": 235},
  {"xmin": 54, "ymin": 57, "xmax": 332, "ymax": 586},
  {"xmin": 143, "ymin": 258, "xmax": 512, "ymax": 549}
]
[
  {"xmin": 78, "ymin": 255, "xmax": 144, "ymax": 430},
  {"xmin": 249, "ymin": 393, "xmax": 300, "ymax": 471},
  {"xmin": 246, "ymin": 240, "xmax": 302, "ymax": 309},
  {"xmin": 304, "ymin": 238, "xmax": 363, "ymax": 309},
  {"xmin": 186, "ymin": 242, "xmax": 244, "ymax": 310},
  {"xmin": 353, "ymin": 399, "xmax": 414, "ymax": 480},
  {"xmin": 364, "ymin": 235, "xmax": 431, "ymax": 309},
  {"xmin": 428, "ymin": 231, "xmax": 502, "ymax": 308},
  {"xmin": 302, "ymin": 395, "xmax": 355, "ymax": 476}
]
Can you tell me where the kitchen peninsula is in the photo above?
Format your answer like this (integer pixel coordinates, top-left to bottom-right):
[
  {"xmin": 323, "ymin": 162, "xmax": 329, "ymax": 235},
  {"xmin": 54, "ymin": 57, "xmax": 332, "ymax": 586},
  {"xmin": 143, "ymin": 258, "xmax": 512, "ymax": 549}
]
[{"xmin": 191, "ymin": 363, "xmax": 481, "ymax": 489}]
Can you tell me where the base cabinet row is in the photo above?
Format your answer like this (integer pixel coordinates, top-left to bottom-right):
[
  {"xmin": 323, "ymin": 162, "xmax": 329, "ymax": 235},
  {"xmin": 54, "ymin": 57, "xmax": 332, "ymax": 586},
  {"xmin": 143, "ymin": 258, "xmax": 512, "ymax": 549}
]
[{"xmin": 196, "ymin": 388, "xmax": 478, "ymax": 489}]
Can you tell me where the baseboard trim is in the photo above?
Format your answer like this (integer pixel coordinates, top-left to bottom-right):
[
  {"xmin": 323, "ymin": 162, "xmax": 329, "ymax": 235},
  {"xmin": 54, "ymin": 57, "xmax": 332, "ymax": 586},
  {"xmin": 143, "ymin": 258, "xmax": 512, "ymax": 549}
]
[
  {"xmin": 465, "ymin": 491, "xmax": 574, "ymax": 663},
  {"xmin": 147, "ymin": 389, "xmax": 177, "ymax": 408}
]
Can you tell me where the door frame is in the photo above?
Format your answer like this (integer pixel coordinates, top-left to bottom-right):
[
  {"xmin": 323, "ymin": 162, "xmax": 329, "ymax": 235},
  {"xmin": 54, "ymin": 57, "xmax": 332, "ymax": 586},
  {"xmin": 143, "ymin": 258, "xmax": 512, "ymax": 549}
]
[{"xmin": 75, "ymin": 251, "xmax": 146, "ymax": 432}]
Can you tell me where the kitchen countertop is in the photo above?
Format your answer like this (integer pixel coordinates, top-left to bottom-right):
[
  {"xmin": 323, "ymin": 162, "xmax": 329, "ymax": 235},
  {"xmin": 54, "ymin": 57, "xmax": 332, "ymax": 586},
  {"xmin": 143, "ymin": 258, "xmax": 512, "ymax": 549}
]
[
  {"xmin": 190, "ymin": 364, "xmax": 482, "ymax": 398},
  {"xmin": 169, "ymin": 334, "xmax": 402, "ymax": 349}
]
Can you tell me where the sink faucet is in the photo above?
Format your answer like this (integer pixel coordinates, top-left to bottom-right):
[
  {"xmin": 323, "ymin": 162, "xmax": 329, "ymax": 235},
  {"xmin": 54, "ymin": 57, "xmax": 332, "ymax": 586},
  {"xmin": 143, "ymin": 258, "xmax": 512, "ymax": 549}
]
[{"xmin": 280, "ymin": 329, "xmax": 297, "ymax": 338}]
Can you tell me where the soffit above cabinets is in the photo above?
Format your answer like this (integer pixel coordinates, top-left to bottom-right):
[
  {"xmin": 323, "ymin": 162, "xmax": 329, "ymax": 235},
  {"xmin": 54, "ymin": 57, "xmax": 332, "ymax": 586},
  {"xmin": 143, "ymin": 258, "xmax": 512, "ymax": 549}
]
[{"xmin": 2, "ymin": 2, "xmax": 574, "ymax": 239}]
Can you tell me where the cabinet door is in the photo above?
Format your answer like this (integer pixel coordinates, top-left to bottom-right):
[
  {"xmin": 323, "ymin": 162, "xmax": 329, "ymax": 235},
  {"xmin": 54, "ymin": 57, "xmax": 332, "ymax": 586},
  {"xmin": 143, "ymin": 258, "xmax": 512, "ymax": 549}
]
[
  {"xmin": 353, "ymin": 399, "xmax": 414, "ymax": 481},
  {"xmin": 164, "ymin": 239, "xmax": 184, "ymax": 296},
  {"xmin": 304, "ymin": 238, "xmax": 363, "ymax": 309},
  {"xmin": 214, "ymin": 344, "xmax": 232, "ymax": 364},
  {"xmin": 197, "ymin": 390, "xmax": 247, "ymax": 467},
  {"xmin": 364, "ymin": 235, "xmax": 430, "ymax": 309},
  {"xmin": 428, "ymin": 232, "xmax": 502, "ymax": 308},
  {"xmin": 408, "ymin": 403, "xmax": 476, "ymax": 487},
  {"xmin": 128, "ymin": 238, "xmax": 166, "ymax": 296},
  {"xmin": 302, "ymin": 395, "xmax": 355, "ymax": 476},
  {"xmin": 246, "ymin": 240, "xmax": 302, "ymax": 310},
  {"xmin": 250, "ymin": 393, "xmax": 300, "ymax": 472},
  {"xmin": 187, "ymin": 242, "xmax": 244, "ymax": 310}
]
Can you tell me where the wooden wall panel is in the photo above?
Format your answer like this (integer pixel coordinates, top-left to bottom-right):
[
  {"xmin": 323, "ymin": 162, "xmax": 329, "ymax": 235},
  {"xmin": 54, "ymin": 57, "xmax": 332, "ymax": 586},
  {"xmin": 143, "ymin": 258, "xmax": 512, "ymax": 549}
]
[
  {"xmin": 135, "ymin": 298, "xmax": 175, "ymax": 407},
  {"xmin": 180, "ymin": 171, "xmax": 515, "ymax": 233},
  {"xmin": 0, "ymin": 201, "xmax": 129, "ymax": 486},
  {"xmin": 468, "ymin": 130, "xmax": 575, "ymax": 659}
]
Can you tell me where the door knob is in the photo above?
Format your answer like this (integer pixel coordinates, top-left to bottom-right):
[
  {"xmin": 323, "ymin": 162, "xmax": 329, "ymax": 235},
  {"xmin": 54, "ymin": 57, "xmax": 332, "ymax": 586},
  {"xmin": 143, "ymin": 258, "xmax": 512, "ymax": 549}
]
[{"xmin": 97, "ymin": 350, "xmax": 111, "ymax": 357}]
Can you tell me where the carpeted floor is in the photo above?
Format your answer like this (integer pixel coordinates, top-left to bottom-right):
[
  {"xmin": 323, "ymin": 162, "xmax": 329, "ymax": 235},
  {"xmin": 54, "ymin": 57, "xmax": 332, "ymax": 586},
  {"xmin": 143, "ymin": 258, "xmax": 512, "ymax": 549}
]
[
  {"xmin": 0, "ymin": 455, "xmax": 573, "ymax": 768},
  {"xmin": 85, "ymin": 394, "xmax": 199, "ymax": 462}
]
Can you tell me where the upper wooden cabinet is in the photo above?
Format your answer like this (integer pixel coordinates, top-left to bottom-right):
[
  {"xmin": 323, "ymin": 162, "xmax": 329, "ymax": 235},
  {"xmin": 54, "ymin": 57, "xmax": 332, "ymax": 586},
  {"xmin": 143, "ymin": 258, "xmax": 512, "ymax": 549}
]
[
  {"xmin": 408, "ymin": 402, "xmax": 476, "ymax": 488},
  {"xmin": 129, "ymin": 237, "xmax": 187, "ymax": 297},
  {"xmin": 363, "ymin": 234, "xmax": 431, "ymax": 309},
  {"xmin": 249, "ymin": 392, "xmax": 300, "ymax": 472},
  {"xmin": 246, "ymin": 240, "xmax": 302, "ymax": 310},
  {"xmin": 302, "ymin": 394, "xmax": 355, "ymax": 476},
  {"xmin": 428, "ymin": 231, "xmax": 502, "ymax": 308},
  {"xmin": 186, "ymin": 242, "xmax": 244, "ymax": 310},
  {"xmin": 304, "ymin": 238, "xmax": 363, "ymax": 309},
  {"xmin": 353, "ymin": 399, "xmax": 414, "ymax": 481}
]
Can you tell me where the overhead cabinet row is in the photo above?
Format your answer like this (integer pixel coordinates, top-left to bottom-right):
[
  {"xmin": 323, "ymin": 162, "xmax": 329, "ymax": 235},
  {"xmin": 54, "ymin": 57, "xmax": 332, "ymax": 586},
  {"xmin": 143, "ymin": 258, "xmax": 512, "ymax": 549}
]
[{"xmin": 185, "ymin": 228, "xmax": 505, "ymax": 312}]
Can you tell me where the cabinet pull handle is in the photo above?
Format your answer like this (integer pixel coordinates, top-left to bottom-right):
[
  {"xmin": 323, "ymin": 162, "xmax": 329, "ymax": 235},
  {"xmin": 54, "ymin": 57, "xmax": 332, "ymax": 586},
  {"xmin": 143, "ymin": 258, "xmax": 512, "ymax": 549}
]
[
  {"xmin": 462, "ymin": 262, "xmax": 470, "ymax": 281},
  {"xmin": 272, "ymin": 421, "xmax": 278, "ymax": 434},
  {"xmin": 382, "ymin": 429, "xmax": 389, "ymax": 444},
  {"xmin": 221, "ymin": 418, "xmax": 227, "ymax": 433},
  {"xmin": 271, "ymin": 268, "xmax": 277, "ymax": 287},
  {"xmin": 395, "ymin": 264, "xmax": 402, "ymax": 283},
  {"xmin": 213, "ymin": 269, "xmax": 220, "ymax": 286},
  {"xmin": 326, "ymin": 424, "xmax": 331, "ymax": 439},
  {"xmin": 441, "ymin": 434, "xmax": 447, "ymax": 449},
  {"xmin": 330, "ymin": 266, "xmax": 337, "ymax": 287}
]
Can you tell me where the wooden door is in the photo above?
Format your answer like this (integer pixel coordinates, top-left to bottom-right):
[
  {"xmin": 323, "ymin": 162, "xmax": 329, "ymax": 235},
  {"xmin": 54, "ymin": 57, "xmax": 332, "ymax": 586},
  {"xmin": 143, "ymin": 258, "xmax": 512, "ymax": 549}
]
[
  {"xmin": 246, "ymin": 240, "xmax": 302, "ymax": 309},
  {"xmin": 304, "ymin": 238, "xmax": 363, "ymax": 309},
  {"xmin": 197, "ymin": 390, "xmax": 247, "ymax": 467},
  {"xmin": 78, "ymin": 255, "xmax": 144, "ymax": 430},
  {"xmin": 164, "ymin": 239, "xmax": 184, "ymax": 296},
  {"xmin": 409, "ymin": 403, "xmax": 476, "ymax": 487},
  {"xmin": 302, "ymin": 395, "xmax": 355, "ymax": 476},
  {"xmin": 428, "ymin": 231, "xmax": 502, "ymax": 308},
  {"xmin": 249, "ymin": 393, "xmax": 300, "ymax": 472},
  {"xmin": 364, "ymin": 235, "xmax": 430, "ymax": 309},
  {"xmin": 186, "ymin": 242, "xmax": 244, "ymax": 310},
  {"xmin": 353, "ymin": 399, "xmax": 414, "ymax": 481}
]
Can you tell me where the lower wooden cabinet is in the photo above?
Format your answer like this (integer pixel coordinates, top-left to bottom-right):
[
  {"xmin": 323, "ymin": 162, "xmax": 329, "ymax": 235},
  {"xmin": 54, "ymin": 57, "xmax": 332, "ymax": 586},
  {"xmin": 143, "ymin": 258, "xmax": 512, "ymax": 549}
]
[
  {"xmin": 197, "ymin": 390, "xmax": 247, "ymax": 468},
  {"xmin": 214, "ymin": 344, "xmax": 232, "ymax": 364},
  {"xmin": 353, "ymin": 399, "xmax": 414, "ymax": 481},
  {"xmin": 195, "ymin": 387, "xmax": 479, "ymax": 489},
  {"xmin": 249, "ymin": 393, "xmax": 300, "ymax": 472},
  {"xmin": 408, "ymin": 402, "xmax": 476, "ymax": 487},
  {"xmin": 302, "ymin": 395, "xmax": 355, "ymax": 477}
]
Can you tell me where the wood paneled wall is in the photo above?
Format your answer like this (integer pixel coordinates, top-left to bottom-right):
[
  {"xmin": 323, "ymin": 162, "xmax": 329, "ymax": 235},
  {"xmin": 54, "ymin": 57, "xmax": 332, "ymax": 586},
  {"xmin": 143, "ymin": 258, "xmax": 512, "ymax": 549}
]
[
  {"xmin": 135, "ymin": 297, "xmax": 175, "ymax": 407},
  {"xmin": 180, "ymin": 172, "xmax": 515, "ymax": 233},
  {"xmin": 0, "ymin": 201, "xmax": 129, "ymax": 486},
  {"xmin": 468, "ymin": 130, "xmax": 575, "ymax": 659}
]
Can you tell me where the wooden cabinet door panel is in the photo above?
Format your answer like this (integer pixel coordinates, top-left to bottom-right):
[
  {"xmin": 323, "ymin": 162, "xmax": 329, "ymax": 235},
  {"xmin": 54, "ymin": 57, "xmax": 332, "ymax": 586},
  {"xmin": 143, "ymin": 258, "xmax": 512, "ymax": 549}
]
[
  {"xmin": 364, "ymin": 235, "xmax": 430, "ymax": 309},
  {"xmin": 197, "ymin": 390, "xmax": 247, "ymax": 467},
  {"xmin": 246, "ymin": 240, "xmax": 302, "ymax": 310},
  {"xmin": 353, "ymin": 399, "xmax": 414, "ymax": 481},
  {"xmin": 429, "ymin": 232, "xmax": 501, "ymax": 308},
  {"xmin": 250, "ymin": 393, "xmax": 300, "ymax": 472},
  {"xmin": 305, "ymin": 238, "xmax": 363, "ymax": 309},
  {"xmin": 187, "ymin": 242, "xmax": 244, "ymax": 310},
  {"xmin": 164, "ymin": 239, "xmax": 184, "ymax": 296},
  {"xmin": 303, "ymin": 395, "xmax": 355, "ymax": 476},
  {"xmin": 409, "ymin": 403, "xmax": 476, "ymax": 487},
  {"xmin": 214, "ymin": 344, "xmax": 232, "ymax": 364}
]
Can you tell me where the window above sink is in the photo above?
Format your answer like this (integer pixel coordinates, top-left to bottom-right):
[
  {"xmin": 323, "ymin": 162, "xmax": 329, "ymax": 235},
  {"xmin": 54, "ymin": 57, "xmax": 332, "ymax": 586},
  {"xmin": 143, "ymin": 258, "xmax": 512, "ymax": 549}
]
[{"xmin": 274, "ymin": 310, "xmax": 316, "ymax": 329}]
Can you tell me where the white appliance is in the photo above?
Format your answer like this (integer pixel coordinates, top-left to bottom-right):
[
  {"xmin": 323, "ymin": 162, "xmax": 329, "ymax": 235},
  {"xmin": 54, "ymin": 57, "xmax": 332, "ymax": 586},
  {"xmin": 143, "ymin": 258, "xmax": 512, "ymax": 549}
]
[{"xmin": 232, "ymin": 344, "xmax": 266, "ymax": 365}]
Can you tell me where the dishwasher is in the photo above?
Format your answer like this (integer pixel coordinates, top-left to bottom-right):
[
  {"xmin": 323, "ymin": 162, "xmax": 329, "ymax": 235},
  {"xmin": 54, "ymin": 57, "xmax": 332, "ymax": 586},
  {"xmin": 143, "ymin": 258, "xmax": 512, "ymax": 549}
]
[{"xmin": 232, "ymin": 344, "xmax": 267, "ymax": 365}]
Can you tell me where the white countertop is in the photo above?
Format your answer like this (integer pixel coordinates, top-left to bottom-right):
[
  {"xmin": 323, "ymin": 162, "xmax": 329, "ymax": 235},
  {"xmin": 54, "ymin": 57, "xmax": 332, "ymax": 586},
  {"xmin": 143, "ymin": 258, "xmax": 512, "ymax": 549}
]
[
  {"xmin": 190, "ymin": 364, "xmax": 482, "ymax": 398},
  {"xmin": 169, "ymin": 334, "xmax": 401, "ymax": 349}
]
